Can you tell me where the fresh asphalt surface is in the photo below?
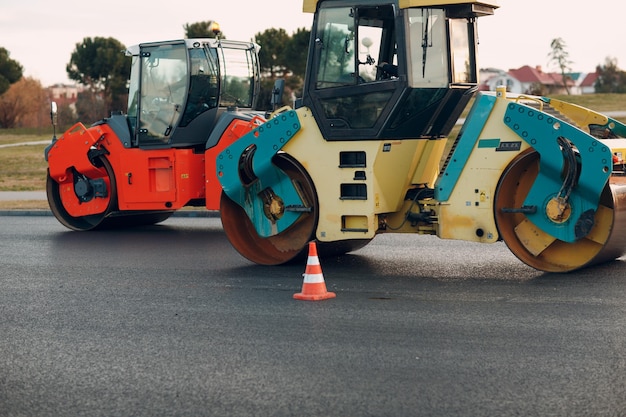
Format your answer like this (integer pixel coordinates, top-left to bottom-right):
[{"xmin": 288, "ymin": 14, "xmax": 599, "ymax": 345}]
[
  {"xmin": 4, "ymin": 114, "xmax": 626, "ymax": 415},
  {"xmin": 1, "ymin": 213, "xmax": 625, "ymax": 416}
]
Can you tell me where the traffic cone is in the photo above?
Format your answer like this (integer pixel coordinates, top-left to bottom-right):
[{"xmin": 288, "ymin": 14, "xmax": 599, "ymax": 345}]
[{"xmin": 293, "ymin": 241, "xmax": 336, "ymax": 301}]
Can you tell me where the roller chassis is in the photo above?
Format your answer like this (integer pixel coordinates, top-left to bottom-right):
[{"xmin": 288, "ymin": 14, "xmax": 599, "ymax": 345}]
[{"xmin": 216, "ymin": 91, "xmax": 626, "ymax": 272}]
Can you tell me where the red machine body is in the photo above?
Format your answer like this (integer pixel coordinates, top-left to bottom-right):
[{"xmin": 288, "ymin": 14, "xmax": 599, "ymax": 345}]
[{"xmin": 45, "ymin": 38, "xmax": 265, "ymax": 230}]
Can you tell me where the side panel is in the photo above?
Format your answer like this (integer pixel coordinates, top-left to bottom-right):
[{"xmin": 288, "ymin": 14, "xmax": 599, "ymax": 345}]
[
  {"xmin": 434, "ymin": 93, "xmax": 530, "ymax": 243},
  {"xmin": 110, "ymin": 148, "xmax": 205, "ymax": 211},
  {"xmin": 48, "ymin": 121, "xmax": 208, "ymax": 213},
  {"xmin": 282, "ymin": 107, "xmax": 447, "ymax": 241}
]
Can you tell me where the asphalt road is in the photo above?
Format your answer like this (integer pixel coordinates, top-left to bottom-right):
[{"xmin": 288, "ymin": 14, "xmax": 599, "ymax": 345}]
[{"xmin": 1, "ymin": 216, "xmax": 625, "ymax": 416}]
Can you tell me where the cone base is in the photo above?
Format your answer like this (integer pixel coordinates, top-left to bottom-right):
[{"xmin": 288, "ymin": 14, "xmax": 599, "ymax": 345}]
[{"xmin": 293, "ymin": 291, "xmax": 336, "ymax": 301}]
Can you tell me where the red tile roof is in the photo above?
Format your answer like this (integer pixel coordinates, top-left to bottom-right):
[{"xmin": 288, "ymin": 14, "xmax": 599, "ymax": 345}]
[
  {"xmin": 508, "ymin": 65, "xmax": 576, "ymax": 86},
  {"xmin": 580, "ymin": 72, "xmax": 598, "ymax": 87}
]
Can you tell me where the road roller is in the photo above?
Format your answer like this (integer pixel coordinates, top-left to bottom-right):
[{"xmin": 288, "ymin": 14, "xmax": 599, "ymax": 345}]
[
  {"xmin": 215, "ymin": 0, "xmax": 626, "ymax": 272},
  {"xmin": 45, "ymin": 37, "xmax": 265, "ymax": 230}
]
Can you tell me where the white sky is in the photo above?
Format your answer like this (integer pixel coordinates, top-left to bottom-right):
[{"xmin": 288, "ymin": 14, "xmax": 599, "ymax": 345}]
[{"xmin": 1, "ymin": 0, "xmax": 624, "ymax": 86}]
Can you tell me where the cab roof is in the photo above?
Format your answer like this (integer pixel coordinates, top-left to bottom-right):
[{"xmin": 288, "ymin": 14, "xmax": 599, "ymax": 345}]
[
  {"xmin": 124, "ymin": 39, "xmax": 259, "ymax": 57},
  {"xmin": 303, "ymin": 0, "xmax": 499, "ymax": 13}
]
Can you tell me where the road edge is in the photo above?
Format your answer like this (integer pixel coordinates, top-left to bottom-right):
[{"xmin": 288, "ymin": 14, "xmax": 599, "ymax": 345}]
[{"xmin": 0, "ymin": 210, "xmax": 220, "ymax": 218}]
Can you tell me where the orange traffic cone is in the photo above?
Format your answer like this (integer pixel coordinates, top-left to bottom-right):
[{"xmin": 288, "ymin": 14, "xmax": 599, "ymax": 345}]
[{"xmin": 293, "ymin": 241, "xmax": 336, "ymax": 301}]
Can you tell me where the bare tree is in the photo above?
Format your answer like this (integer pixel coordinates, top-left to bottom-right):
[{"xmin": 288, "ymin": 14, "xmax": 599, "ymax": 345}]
[
  {"xmin": 548, "ymin": 37, "xmax": 572, "ymax": 95},
  {"xmin": 0, "ymin": 77, "xmax": 47, "ymax": 128}
]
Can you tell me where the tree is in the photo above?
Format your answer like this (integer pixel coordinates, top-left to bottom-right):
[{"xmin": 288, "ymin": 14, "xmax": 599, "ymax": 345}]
[
  {"xmin": 548, "ymin": 37, "xmax": 572, "ymax": 95},
  {"xmin": 0, "ymin": 47, "xmax": 23, "ymax": 96},
  {"xmin": 283, "ymin": 27, "xmax": 311, "ymax": 80},
  {"xmin": 75, "ymin": 89, "xmax": 107, "ymax": 125},
  {"xmin": 184, "ymin": 21, "xmax": 224, "ymax": 39},
  {"xmin": 595, "ymin": 57, "xmax": 626, "ymax": 93},
  {"xmin": 55, "ymin": 101, "xmax": 77, "ymax": 131},
  {"xmin": 0, "ymin": 77, "xmax": 47, "ymax": 128},
  {"xmin": 253, "ymin": 28, "xmax": 311, "ymax": 109},
  {"xmin": 255, "ymin": 28, "xmax": 290, "ymax": 78},
  {"xmin": 66, "ymin": 37, "xmax": 130, "ymax": 119}
]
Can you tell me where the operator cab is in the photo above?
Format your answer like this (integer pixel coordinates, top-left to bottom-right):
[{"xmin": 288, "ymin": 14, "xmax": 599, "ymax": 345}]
[
  {"xmin": 302, "ymin": 0, "xmax": 498, "ymax": 140},
  {"xmin": 124, "ymin": 39, "xmax": 260, "ymax": 149}
]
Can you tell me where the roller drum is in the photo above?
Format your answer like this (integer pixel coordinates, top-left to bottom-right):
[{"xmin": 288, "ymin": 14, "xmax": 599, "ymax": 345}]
[{"xmin": 495, "ymin": 151, "xmax": 626, "ymax": 272}]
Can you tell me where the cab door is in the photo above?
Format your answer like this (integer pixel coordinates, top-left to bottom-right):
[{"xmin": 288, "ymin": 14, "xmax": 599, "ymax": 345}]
[{"xmin": 303, "ymin": 4, "xmax": 404, "ymax": 140}]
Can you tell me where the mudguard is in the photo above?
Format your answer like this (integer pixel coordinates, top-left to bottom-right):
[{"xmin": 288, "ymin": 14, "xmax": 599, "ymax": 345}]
[
  {"xmin": 503, "ymin": 102, "xmax": 612, "ymax": 242},
  {"xmin": 216, "ymin": 110, "xmax": 303, "ymax": 237}
]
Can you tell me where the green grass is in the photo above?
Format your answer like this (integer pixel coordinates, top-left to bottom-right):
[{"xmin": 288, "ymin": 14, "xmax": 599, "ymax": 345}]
[
  {"xmin": 549, "ymin": 93, "xmax": 626, "ymax": 112},
  {"xmin": 454, "ymin": 93, "xmax": 626, "ymax": 139},
  {"xmin": 0, "ymin": 143, "xmax": 49, "ymax": 191},
  {"xmin": 460, "ymin": 93, "xmax": 626, "ymax": 118},
  {"xmin": 0, "ymin": 133, "xmax": 50, "ymax": 146}
]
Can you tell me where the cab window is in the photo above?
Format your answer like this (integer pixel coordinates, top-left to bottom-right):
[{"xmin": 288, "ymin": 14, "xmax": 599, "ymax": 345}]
[
  {"xmin": 138, "ymin": 43, "xmax": 187, "ymax": 145},
  {"xmin": 309, "ymin": 4, "xmax": 399, "ymax": 135},
  {"xmin": 179, "ymin": 47, "xmax": 219, "ymax": 127},
  {"xmin": 315, "ymin": 7, "xmax": 356, "ymax": 88},
  {"xmin": 315, "ymin": 6, "xmax": 397, "ymax": 88},
  {"xmin": 405, "ymin": 8, "xmax": 448, "ymax": 88},
  {"xmin": 449, "ymin": 18, "xmax": 476, "ymax": 83},
  {"xmin": 126, "ymin": 55, "xmax": 140, "ymax": 135},
  {"xmin": 219, "ymin": 47, "xmax": 257, "ymax": 108}
]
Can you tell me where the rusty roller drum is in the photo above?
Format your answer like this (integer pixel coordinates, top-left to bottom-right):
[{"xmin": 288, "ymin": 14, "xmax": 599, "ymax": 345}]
[
  {"xmin": 220, "ymin": 153, "xmax": 371, "ymax": 265},
  {"xmin": 495, "ymin": 150, "xmax": 626, "ymax": 272}
]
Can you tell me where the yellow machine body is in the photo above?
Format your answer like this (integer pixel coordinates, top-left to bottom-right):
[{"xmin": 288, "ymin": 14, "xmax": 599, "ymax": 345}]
[
  {"xmin": 281, "ymin": 107, "xmax": 447, "ymax": 241},
  {"xmin": 216, "ymin": 0, "xmax": 626, "ymax": 272}
]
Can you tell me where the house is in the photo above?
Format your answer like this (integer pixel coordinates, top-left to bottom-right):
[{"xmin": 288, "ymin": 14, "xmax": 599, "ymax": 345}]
[
  {"xmin": 478, "ymin": 67, "xmax": 508, "ymax": 91},
  {"xmin": 48, "ymin": 83, "xmax": 83, "ymax": 106},
  {"xmin": 578, "ymin": 72, "xmax": 598, "ymax": 94},
  {"xmin": 479, "ymin": 67, "xmax": 521, "ymax": 93},
  {"xmin": 480, "ymin": 65, "xmax": 595, "ymax": 95},
  {"xmin": 48, "ymin": 83, "xmax": 84, "ymax": 115}
]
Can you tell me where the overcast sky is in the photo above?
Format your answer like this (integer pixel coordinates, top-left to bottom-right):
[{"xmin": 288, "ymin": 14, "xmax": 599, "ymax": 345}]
[{"xmin": 1, "ymin": 0, "xmax": 624, "ymax": 86}]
